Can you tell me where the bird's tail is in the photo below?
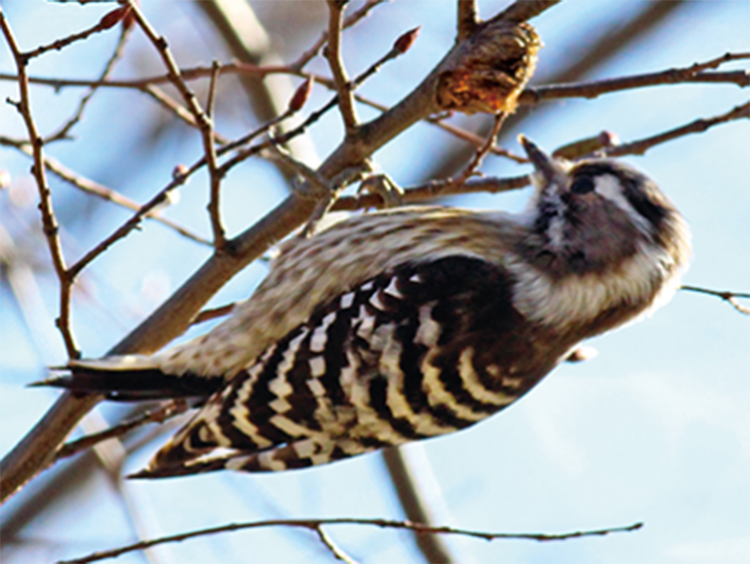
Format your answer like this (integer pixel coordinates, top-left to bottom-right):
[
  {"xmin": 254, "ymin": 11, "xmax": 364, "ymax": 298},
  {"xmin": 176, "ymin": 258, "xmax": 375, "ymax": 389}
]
[{"xmin": 34, "ymin": 356, "xmax": 223, "ymax": 401}]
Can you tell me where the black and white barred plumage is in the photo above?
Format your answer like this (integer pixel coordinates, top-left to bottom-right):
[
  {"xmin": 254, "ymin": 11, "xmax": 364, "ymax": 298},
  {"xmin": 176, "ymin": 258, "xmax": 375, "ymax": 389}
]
[{"xmin": 45, "ymin": 137, "xmax": 691, "ymax": 478}]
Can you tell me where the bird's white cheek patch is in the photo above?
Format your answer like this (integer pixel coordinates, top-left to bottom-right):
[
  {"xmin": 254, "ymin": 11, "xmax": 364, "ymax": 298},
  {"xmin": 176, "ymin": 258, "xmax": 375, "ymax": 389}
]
[{"xmin": 594, "ymin": 174, "xmax": 651, "ymax": 234}]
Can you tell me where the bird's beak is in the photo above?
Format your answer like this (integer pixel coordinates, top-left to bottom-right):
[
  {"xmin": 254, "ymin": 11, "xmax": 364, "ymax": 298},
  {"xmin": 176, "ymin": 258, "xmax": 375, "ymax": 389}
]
[{"xmin": 519, "ymin": 135, "xmax": 566, "ymax": 185}]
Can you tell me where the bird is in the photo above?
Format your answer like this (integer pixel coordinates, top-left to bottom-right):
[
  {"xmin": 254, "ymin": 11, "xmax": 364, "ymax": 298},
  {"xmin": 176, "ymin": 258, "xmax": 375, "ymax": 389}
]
[{"xmin": 42, "ymin": 137, "xmax": 691, "ymax": 478}]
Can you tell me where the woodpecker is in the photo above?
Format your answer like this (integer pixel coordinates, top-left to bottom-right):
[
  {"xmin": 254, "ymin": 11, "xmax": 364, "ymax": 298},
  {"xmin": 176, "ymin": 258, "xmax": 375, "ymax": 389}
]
[{"xmin": 44, "ymin": 137, "xmax": 691, "ymax": 477}]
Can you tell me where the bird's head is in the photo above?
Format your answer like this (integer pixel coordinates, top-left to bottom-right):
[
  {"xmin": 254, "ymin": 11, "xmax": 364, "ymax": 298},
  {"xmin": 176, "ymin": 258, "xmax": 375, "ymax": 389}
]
[{"xmin": 518, "ymin": 135, "xmax": 691, "ymax": 278}]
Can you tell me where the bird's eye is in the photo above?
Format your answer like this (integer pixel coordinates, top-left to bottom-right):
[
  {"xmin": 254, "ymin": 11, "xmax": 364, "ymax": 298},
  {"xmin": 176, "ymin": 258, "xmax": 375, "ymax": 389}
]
[{"xmin": 570, "ymin": 176, "xmax": 595, "ymax": 195}]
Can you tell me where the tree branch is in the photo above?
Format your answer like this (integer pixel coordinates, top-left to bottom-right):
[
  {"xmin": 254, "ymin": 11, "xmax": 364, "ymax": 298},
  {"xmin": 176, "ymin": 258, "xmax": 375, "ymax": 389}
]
[
  {"xmin": 54, "ymin": 400, "xmax": 190, "ymax": 462},
  {"xmin": 681, "ymin": 285, "xmax": 750, "ymax": 315},
  {"xmin": 0, "ymin": 9, "xmax": 78, "ymax": 359},
  {"xmin": 325, "ymin": 0, "xmax": 359, "ymax": 132},
  {"xmin": 0, "ymin": 138, "xmax": 210, "ymax": 246},
  {"xmin": 491, "ymin": 0, "xmax": 561, "ymax": 25},
  {"xmin": 59, "ymin": 517, "xmax": 643, "ymax": 564},
  {"xmin": 291, "ymin": 0, "xmax": 386, "ymax": 71},
  {"xmin": 520, "ymin": 52, "xmax": 750, "ymax": 104},
  {"xmin": 603, "ymin": 101, "xmax": 750, "ymax": 157},
  {"xmin": 126, "ymin": 1, "xmax": 227, "ymax": 248},
  {"xmin": 457, "ymin": 0, "xmax": 479, "ymax": 42}
]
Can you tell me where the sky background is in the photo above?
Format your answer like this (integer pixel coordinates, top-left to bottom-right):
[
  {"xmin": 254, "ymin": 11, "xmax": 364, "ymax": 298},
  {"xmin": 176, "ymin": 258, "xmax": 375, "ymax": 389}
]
[{"xmin": 1, "ymin": 1, "xmax": 749, "ymax": 563}]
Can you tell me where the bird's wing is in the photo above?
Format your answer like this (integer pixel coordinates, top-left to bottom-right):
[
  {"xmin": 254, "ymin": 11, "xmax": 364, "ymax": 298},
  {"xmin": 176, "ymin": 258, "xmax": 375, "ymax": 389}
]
[{"xmin": 138, "ymin": 255, "xmax": 538, "ymax": 477}]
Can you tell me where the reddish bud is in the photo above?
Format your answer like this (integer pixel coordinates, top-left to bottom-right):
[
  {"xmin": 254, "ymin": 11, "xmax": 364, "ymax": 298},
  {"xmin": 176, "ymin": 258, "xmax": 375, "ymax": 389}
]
[
  {"xmin": 288, "ymin": 78, "xmax": 313, "ymax": 113},
  {"xmin": 172, "ymin": 164, "xmax": 189, "ymax": 180},
  {"xmin": 393, "ymin": 27, "xmax": 421, "ymax": 55},
  {"xmin": 565, "ymin": 346, "xmax": 598, "ymax": 363},
  {"xmin": 599, "ymin": 130, "xmax": 620, "ymax": 148},
  {"xmin": 552, "ymin": 131, "xmax": 621, "ymax": 160},
  {"xmin": 98, "ymin": 6, "xmax": 131, "ymax": 30}
]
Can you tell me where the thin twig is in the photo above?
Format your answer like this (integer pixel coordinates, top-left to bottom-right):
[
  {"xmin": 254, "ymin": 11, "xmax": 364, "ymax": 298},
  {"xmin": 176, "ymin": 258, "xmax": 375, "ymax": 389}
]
[
  {"xmin": 265, "ymin": 142, "xmax": 342, "ymax": 237},
  {"xmin": 681, "ymin": 285, "xmax": 750, "ymax": 315},
  {"xmin": 0, "ymin": 62, "xmax": 297, "ymax": 90},
  {"xmin": 339, "ymin": 89, "xmax": 526, "ymax": 162},
  {"xmin": 0, "ymin": 10, "xmax": 78, "ymax": 359},
  {"xmin": 426, "ymin": 115, "xmax": 526, "ymax": 162},
  {"xmin": 315, "ymin": 526, "xmax": 358, "ymax": 564},
  {"xmin": 219, "ymin": 30, "xmax": 424, "ymax": 176},
  {"xmin": 218, "ymin": 108, "xmax": 333, "ymax": 175},
  {"xmin": 214, "ymin": 109, "xmax": 293, "ymax": 160},
  {"xmin": 206, "ymin": 61, "xmax": 220, "ymax": 119},
  {"xmin": 126, "ymin": 1, "xmax": 227, "ymax": 248},
  {"xmin": 142, "ymin": 84, "xmax": 199, "ymax": 127},
  {"xmin": 520, "ymin": 69, "xmax": 750, "ymax": 103},
  {"xmin": 541, "ymin": 1, "xmax": 688, "ymax": 89},
  {"xmin": 325, "ymin": 0, "xmax": 358, "ymax": 132},
  {"xmin": 266, "ymin": 142, "xmax": 333, "ymax": 199},
  {"xmin": 520, "ymin": 52, "xmax": 750, "ymax": 105},
  {"xmin": 457, "ymin": 0, "xmax": 479, "ymax": 41},
  {"xmin": 47, "ymin": 22, "xmax": 133, "ymax": 143},
  {"xmin": 205, "ymin": 61, "xmax": 226, "ymax": 247},
  {"xmin": 18, "ymin": 5, "xmax": 131, "ymax": 63},
  {"xmin": 351, "ymin": 27, "xmax": 422, "ymax": 89},
  {"xmin": 60, "ymin": 517, "xmax": 643, "ymax": 564},
  {"xmin": 141, "ymin": 83, "xmax": 230, "ymax": 145},
  {"xmin": 455, "ymin": 112, "xmax": 508, "ymax": 183},
  {"xmin": 603, "ymin": 101, "xmax": 750, "ymax": 157},
  {"xmin": 0, "ymin": 138, "xmax": 210, "ymax": 245},
  {"xmin": 66, "ymin": 172, "xmax": 194, "ymax": 279},
  {"xmin": 335, "ymin": 175, "xmax": 532, "ymax": 211},
  {"xmin": 55, "ymin": 401, "xmax": 190, "ymax": 462},
  {"xmin": 290, "ymin": 0, "xmax": 386, "ymax": 71}
]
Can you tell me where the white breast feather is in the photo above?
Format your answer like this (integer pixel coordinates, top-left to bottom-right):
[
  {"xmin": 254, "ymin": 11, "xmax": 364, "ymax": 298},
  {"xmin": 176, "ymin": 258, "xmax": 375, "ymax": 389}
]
[{"xmin": 507, "ymin": 241, "xmax": 680, "ymax": 328}]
